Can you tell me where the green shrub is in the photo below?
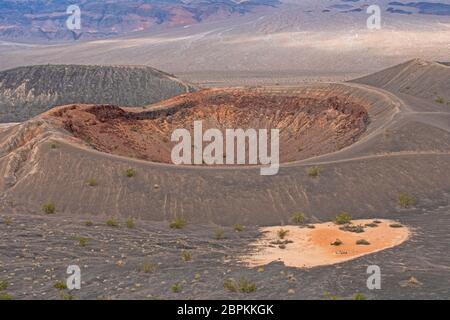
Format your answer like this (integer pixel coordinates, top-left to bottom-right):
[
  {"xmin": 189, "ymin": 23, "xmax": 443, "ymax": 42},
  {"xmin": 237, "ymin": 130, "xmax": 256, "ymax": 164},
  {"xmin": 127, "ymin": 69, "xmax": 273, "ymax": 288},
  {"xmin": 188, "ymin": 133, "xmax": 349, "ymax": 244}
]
[
  {"xmin": 75, "ymin": 236, "xmax": 89, "ymax": 247},
  {"xmin": 171, "ymin": 282, "xmax": 182, "ymax": 293},
  {"xmin": 390, "ymin": 223, "xmax": 404, "ymax": 228},
  {"xmin": 125, "ymin": 168, "xmax": 136, "ymax": 177},
  {"xmin": 224, "ymin": 278, "xmax": 256, "ymax": 293},
  {"xmin": 60, "ymin": 292, "xmax": 75, "ymax": 300},
  {"xmin": 0, "ymin": 280, "xmax": 7, "ymax": 291},
  {"xmin": 307, "ymin": 166, "xmax": 320, "ymax": 177},
  {"xmin": 398, "ymin": 193, "xmax": 417, "ymax": 208},
  {"xmin": 353, "ymin": 293, "xmax": 367, "ymax": 300},
  {"xmin": 323, "ymin": 291, "xmax": 339, "ymax": 300},
  {"xmin": 181, "ymin": 250, "xmax": 192, "ymax": 262},
  {"xmin": 277, "ymin": 229, "xmax": 289, "ymax": 239},
  {"xmin": 106, "ymin": 219, "xmax": 119, "ymax": 227},
  {"xmin": 291, "ymin": 212, "xmax": 305, "ymax": 224},
  {"xmin": 85, "ymin": 178, "xmax": 98, "ymax": 187},
  {"xmin": 125, "ymin": 217, "xmax": 135, "ymax": 229},
  {"xmin": 233, "ymin": 224, "xmax": 244, "ymax": 232},
  {"xmin": 84, "ymin": 221, "xmax": 93, "ymax": 227},
  {"xmin": 435, "ymin": 96, "xmax": 445, "ymax": 104},
  {"xmin": 334, "ymin": 212, "xmax": 352, "ymax": 225},
  {"xmin": 53, "ymin": 280, "xmax": 67, "ymax": 290},
  {"xmin": 214, "ymin": 229, "xmax": 225, "ymax": 240},
  {"xmin": 141, "ymin": 262, "xmax": 156, "ymax": 273},
  {"xmin": 340, "ymin": 224, "xmax": 365, "ymax": 233},
  {"xmin": 169, "ymin": 217, "xmax": 186, "ymax": 229},
  {"xmin": 0, "ymin": 292, "xmax": 12, "ymax": 300},
  {"xmin": 42, "ymin": 202, "xmax": 55, "ymax": 214},
  {"xmin": 3, "ymin": 217, "xmax": 12, "ymax": 226}
]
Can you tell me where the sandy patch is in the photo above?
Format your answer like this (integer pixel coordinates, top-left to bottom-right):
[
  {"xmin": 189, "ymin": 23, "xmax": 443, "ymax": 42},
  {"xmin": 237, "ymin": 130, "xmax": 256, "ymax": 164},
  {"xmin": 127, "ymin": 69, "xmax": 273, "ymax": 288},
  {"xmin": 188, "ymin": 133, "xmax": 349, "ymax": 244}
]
[{"xmin": 242, "ymin": 219, "xmax": 410, "ymax": 268}]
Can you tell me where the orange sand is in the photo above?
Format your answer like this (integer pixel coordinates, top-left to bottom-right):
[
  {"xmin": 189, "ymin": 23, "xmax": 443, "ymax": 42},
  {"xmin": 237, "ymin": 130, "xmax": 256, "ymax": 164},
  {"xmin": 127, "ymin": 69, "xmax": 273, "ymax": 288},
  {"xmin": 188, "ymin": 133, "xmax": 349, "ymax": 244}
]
[{"xmin": 242, "ymin": 219, "xmax": 410, "ymax": 268}]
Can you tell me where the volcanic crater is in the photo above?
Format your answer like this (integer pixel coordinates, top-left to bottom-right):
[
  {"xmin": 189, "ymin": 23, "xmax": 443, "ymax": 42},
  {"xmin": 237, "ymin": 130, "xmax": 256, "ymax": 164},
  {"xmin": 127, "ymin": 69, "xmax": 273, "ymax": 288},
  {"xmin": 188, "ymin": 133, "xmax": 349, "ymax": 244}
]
[{"xmin": 46, "ymin": 88, "xmax": 369, "ymax": 164}]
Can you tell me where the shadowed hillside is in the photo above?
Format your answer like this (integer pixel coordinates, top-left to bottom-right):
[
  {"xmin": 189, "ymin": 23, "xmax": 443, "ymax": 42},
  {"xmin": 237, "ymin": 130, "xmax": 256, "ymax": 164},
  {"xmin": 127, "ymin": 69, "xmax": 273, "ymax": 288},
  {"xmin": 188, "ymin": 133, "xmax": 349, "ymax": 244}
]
[{"xmin": 0, "ymin": 64, "xmax": 197, "ymax": 123}]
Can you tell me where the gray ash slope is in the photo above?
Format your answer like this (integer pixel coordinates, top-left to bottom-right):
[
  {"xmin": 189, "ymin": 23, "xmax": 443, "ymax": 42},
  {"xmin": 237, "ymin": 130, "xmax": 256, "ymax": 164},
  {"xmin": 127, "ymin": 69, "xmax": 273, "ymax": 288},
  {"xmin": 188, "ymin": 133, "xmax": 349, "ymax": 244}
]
[{"xmin": 0, "ymin": 64, "xmax": 197, "ymax": 123}]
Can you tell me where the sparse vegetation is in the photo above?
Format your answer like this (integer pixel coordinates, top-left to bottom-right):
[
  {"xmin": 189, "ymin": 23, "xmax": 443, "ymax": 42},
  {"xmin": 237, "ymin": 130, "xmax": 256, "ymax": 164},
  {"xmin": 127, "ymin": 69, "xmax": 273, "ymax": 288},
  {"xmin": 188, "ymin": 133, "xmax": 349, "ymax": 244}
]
[
  {"xmin": 390, "ymin": 223, "xmax": 404, "ymax": 228},
  {"xmin": 181, "ymin": 250, "xmax": 192, "ymax": 262},
  {"xmin": 334, "ymin": 212, "xmax": 352, "ymax": 225},
  {"xmin": 84, "ymin": 220, "xmax": 93, "ymax": 227},
  {"xmin": 50, "ymin": 142, "xmax": 57, "ymax": 149},
  {"xmin": 353, "ymin": 293, "xmax": 367, "ymax": 300},
  {"xmin": 140, "ymin": 262, "xmax": 157, "ymax": 273},
  {"xmin": 291, "ymin": 212, "xmax": 305, "ymax": 224},
  {"xmin": 171, "ymin": 282, "xmax": 182, "ymax": 293},
  {"xmin": 42, "ymin": 202, "xmax": 55, "ymax": 214},
  {"xmin": 330, "ymin": 239, "xmax": 343, "ymax": 246},
  {"xmin": 53, "ymin": 280, "xmax": 67, "ymax": 290},
  {"xmin": 75, "ymin": 236, "xmax": 89, "ymax": 247},
  {"xmin": 214, "ymin": 229, "xmax": 225, "ymax": 240},
  {"xmin": 0, "ymin": 292, "xmax": 12, "ymax": 300},
  {"xmin": 398, "ymin": 193, "xmax": 417, "ymax": 208},
  {"xmin": 323, "ymin": 291, "xmax": 339, "ymax": 300},
  {"xmin": 125, "ymin": 217, "xmax": 135, "ymax": 229},
  {"xmin": 106, "ymin": 218, "xmax": 119, "ymax": 227},
  {"xmin": 125, "ymin": 168, "xmax": 136, "ymax": 177},
  {"xmin": 85, "ymin": 178, "xmax": 98, "ymax": 187},
  {"xmin": 3, "ymin": 217, "xmax": 12, "ymax": 226},
  {"xmin": 307, "ymin": 166, "xmax": 321, "ymax": 177},
  {"xmin": 223, "ymin": 278, "xmax": 257, "ymax": 293},
  {"xmin": 340, "ymin": 224, "xmax": 365, "ymax": 233},
  {"xmin": 277, "ymin": 229, "xmax": 289, "ymax": 239},
  {"xmin": 60, "ymin": 292, "xmax": 75, "ymax": 300},
  {"xmin": 169, "ymin": 217, "xmax": 186, "ymax": 229},
  {"xmin": 233, "ymin": 224, "xmax": 244, "ymax": 232},
  {"xmin": 364, "ymin": 222, "xmax": 378, "ymax": 228},
  {"xmin": 0, "ymin": 280, "xmax": 7, "ymax": 291},
  {"xmin": 435, "ymin": 96, "xmax": 445, "ymax": 104},
  {"xmin": 356, "ymin": 239, "xmax": 371, "ymax": 245}
]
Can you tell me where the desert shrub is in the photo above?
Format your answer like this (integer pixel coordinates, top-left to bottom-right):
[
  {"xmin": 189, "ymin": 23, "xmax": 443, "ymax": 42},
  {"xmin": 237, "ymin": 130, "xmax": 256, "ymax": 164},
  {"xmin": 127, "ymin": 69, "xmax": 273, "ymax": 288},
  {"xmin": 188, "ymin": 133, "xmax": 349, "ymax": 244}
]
[
  {"xmin": 364, "ymin": 222, "xmax": 378, "ymax": 228},
  {"xmin": 330, "ymin": 239, "xmax": 343, "ymax": 246},
  {"xmin": 84, "ymin": 221, "xmax": 93, "ymax": 227},
  {"xmin": 323, "ymin": 291, "xmax": 339, "ymax": 300},
  {"xmin": 398, "ymin": 193, "xmax": 417, "ymax": 208},
  {"xmin": 373, "ymin": 220, "xmax": 382, "ymax": 224},
  {"xmin": 53, "ymin": 280, "xmax": 67, "ymax": 290},
  {"xmin": 125, "ymin": 168, "xmax": 136, "ymax": 177},
  {"xmin": 85, "ymin": 178, "xmax": 98, "ymax": 187},
  {"xmin": 277, "ymin": 229, "xmax": 289, "ymax": 239},
  {"xmin": 0, "ymin": 292, "xmax": 12, "ymax": 300},
  {"xmin": 106, "ymin": 219, "xmax": 119, "ymax": 227},
  {"xmin": 171, "ymin": 282, "xmax": 182, "ymax": 293},
  {"xmin": 169, "ymin": 217, "xmax": 186, "ymax": 229},
  {"xmin": 0, "ymin": 280, "xmax": 7, "ymax": 291},
  {"xmin": 60, "ymin": 292, "xmax": 75, "ymax": 300},
  {"xmin": 291, "ymin": 212, "xmax": 305, "ymax": 224},
  {"xmin": 435, "ymin": 96, "xmax": 445, "ymax": 104},
  {"xmin": 307, "ymin": 166, "xmax": 320, "ymax": 177},
  {"xmin": 42, "ymin": 202, "xmax": 56, "ymax": 214},
  {"xmin": 214, "ymin": 229, "xmax": 225, "ymax": 240},
  {"xmin": 75, "ymin": 236, "xmax": 89, "ymax": 247},
  {"xmin": 50, "ymin": 143, "xmax": 57, "ymax": 149},
  {"xmin": 334, "ymin": 212, "xmax": 352, "ymax": 225},
  {"xmin": 140, "ymin": 262, "xmax": 156, "ymax": 273},
  {"xmin": 353, "ymin": 293, "xmax": 367, "ymax": 300},
  {"xmin": 233, "ymin": 224, "xmax": 244, "ymax": 232},
  {"xmin": 306, "ymin": 224, "xmax": 316, "ymax": 229},
  {"xmin": 125, "ymin": 217, "xmax": 135, "ymax": 229},
  {"xmin": 224, "ymin": 278, "xmax": 256, "ymax": 293},
  {"xmin": 356, "ymin": 239, "xmax": 370, "ymax": 245},
  {"xmin": 181, "ymin": 250, "xmax": 192, "ymax": 262},
  {"xmin": 3, "ymin": 217, "xmax": 12, "ymax": 226}
]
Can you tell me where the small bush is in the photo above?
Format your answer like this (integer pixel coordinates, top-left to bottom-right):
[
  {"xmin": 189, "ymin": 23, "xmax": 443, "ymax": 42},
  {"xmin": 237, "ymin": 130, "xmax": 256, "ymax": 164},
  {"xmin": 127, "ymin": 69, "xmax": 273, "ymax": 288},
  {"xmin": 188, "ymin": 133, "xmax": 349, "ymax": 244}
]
[
  {"xmin": 224, "ymin": 278, "xmax": 256, "ymax": 293},
  {"xmin": 307, "ymin": 166, "xmax": 320, "ymax": 177},
  {"xmin": 330, "ymin": 239, "xmax": 343, "ymax": 246},
  {"xmin": 169, "ymin": 217, "xmax": 186, "ymax": 229},
  {"xmin": 125, "ymin": 217, "xmax": 135, "ymax": 229},
  {"xmin": 42, "ymin": 202, "xmax": 55, "ymax": 214},
  {"xmin": 3, "ymin": 217, "xmax": 12, "ymax": 226},
  {"xmin": 141, "ymin": 262, "xmax": 156, "ymax": 274},
  {"xmin": 0, "ymin": 280, "xmax": 7, "ymax": 291},
  {"xmin": 75, "ymin": 236, "xmax": 89, "ymax": 247},
  {"xmin": 364, "ymin": 222, "xmax": 378, "ymax": 228},
  {"xmin": 277, "ymin": 229, "xmax": 289, "ymax": 239},
  {"xmin": 106, "ymin": 219, "xmax": 119, "ymax": 227},
  {"xmin": 323, "ymin": 291, "xmax": 339, "ymax": 300},
  {"xmin": 125, "ymin": 168, "xmax": 136, "ymax": 177},
  {"xmin": 181, "ymin": 250, "xmax": 192, "ymax": 262},
  {"xmin": 85, "ymin": 178, "xmax": 98, "ymax": 187},
  {"xmin": 50, "ymin": 143, "xmax": 57, "ymax": 149},
  {"xmin": 0, "ymin": 292, "xmax": 12, "ymax": 300},
  {"xmin": 233, "ymin": 224, "xmax": 244, "ymax": 232},
  {"xmin": 214, "ymin": 229, "xmax": 225, "ymax": 240},
  {"xmin": 291, "ymin": 212, "xmax": 305, "ymax": 224},
  {"xmin": 435, "ymin": 96, "xmax": 445, "ymax": 104},
  {"xmin": 84, "ymin": 221, "xmax": 93, "ymax": 227},
  {"xmin": 171, "ymin": 282, "xmax": 182, "ymax": 293},
  {"xmin": 340, "ymin": 224, "xmax": 365, "ymax": 233},
  {"xmin": 53, "ymin": 280, "xmax": 67, "ymax": 290},
  {"xmin": 398, "ymin": 193, "xmax": 417, "ymax": 208},
  {"xmin": 60, "ymin": 292, "xmax": 75, "ymax": 300},
  {"xmin": 334, "ymin": 212, "xmax": 352, "ymax": 225},
  {"xmin": 390, "ymin": 223, "xmax": 404, "ymax": 228},
  {"xmin": 356, "ymin": 239, "xmax": 370, "ymax": 245},
  {"xmin": 353, "ymin": 293, "xmax": 367, "ymax": 300}
]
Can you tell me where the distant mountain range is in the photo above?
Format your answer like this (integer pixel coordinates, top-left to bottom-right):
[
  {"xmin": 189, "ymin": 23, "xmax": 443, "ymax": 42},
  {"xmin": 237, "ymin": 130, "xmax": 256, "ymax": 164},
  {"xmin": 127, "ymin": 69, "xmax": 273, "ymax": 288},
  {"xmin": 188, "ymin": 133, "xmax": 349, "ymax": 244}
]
[{"xmin": 0, "ymin": 0, "xmax": 280, "ymax": 42}]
